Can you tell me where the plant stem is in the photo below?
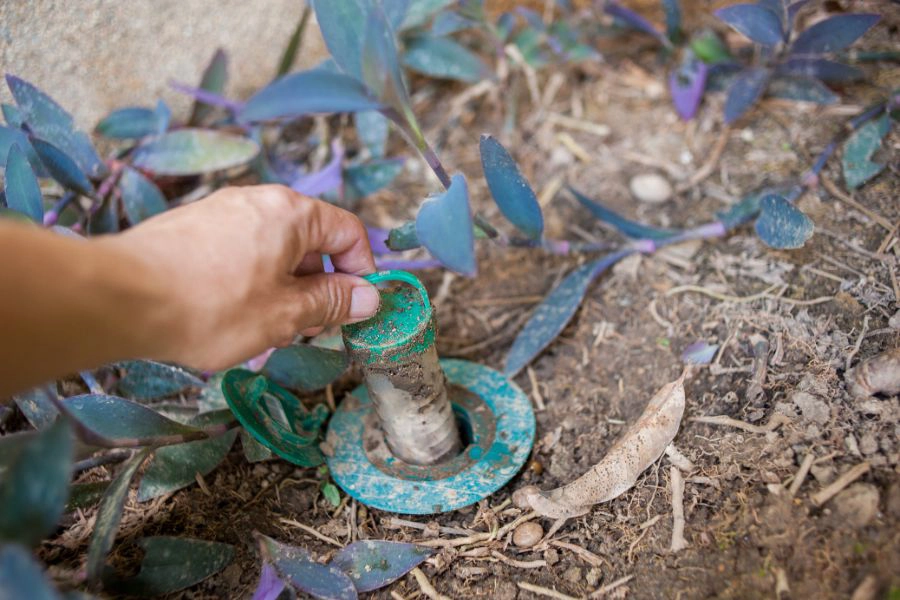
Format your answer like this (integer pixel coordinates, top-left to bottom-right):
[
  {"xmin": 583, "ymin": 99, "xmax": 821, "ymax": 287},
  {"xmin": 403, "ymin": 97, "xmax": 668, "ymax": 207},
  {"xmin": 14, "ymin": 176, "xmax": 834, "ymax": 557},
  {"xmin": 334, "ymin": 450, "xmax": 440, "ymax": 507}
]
[{"xmin": 43, "ymin": 192, "xmax": 77, "ymax": 227}]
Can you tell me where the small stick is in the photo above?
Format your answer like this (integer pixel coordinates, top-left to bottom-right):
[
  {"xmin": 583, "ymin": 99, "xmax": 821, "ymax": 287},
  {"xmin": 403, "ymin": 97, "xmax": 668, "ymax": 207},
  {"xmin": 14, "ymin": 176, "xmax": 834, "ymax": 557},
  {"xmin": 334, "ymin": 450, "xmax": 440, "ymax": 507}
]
[
  {"xmin": 690, "ymin": 414, "xmax": 790, "ymax": 434},
  {"xmin": 279, "ymin": 518, "xmax": 343, "ymax": 547},
  {"xmin": 820, "ymin": 175, "xmax": 893, "ymax": 231},
  {"xmin": 383, "ymin": 517, "xmax": 473, "ymax": 537},
  {"xmin": 497, "ymin": 511, "xmax": 540, "ymax": 538},
  {"xmin": 527, "ymin": 367, "xmax": 547, "ymax": 411},
  {"xmin": 676, "ymin": 126, "xmax": 730, "ymax": 192},
  {"xmin": 411, "ymin": 568, "xmax": 451, "ymax": 600},
  {"xmin": 72, "ymin": 449, "xmax": 133, "ymax": 473},
  {"xmin": 811, "ymin": 462, "xmax": 871, "ymax": 507},
  {"xmin": 845, "ymin": 315, "xmax": 870, "ymax": 371},
  {"xmin": 788, "ymin": 452, "xmax": 815, "ymax": 497},
  {"xmin": 490, "ymin": 551, "xmax": 547, "ymax": 569},
  {"xmin": 325, "ymin": 384, "xmax": 335, "ymax": 412},
  {"xmin": 556, "ymin": 132, "xmax": 593, "ymax": 163},
  {"xmin": 390, "ymin": 592, "xmax": 408, "ymax": 600},
  {"xmin": 517, "ymin": 582, "xmax": 580, "ymax": 600},
  {"xmin": 589, "ymin": 575, "xmax": 635, "ymax": 598},
  {"xmin": 664, "ymin": 444, "xmax": 695, "ymax": 472},
  {"xmin": 549, "ymin": 540, "xmax": 605, "ymax": 568},
  {"xmin": 546, "ymin": 113, "xmax": 611, "ymax": 138},
  {"xmin": 415, "ymin": 531, "xmax": 493, "ymax": 548},
  {"xmin": 669, "ymin": 467, "xmax": 688, "ymax": 553},
  {"xmin": 774, "ymin": 567, "xmax": 790, "ymax": 598}
]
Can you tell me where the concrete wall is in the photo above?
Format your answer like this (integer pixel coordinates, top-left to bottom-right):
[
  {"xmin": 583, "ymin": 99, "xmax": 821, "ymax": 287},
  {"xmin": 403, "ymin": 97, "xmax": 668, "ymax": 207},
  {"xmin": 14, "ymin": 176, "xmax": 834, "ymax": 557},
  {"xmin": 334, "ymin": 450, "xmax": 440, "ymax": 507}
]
[{"xmin": 0, "ymin": 0, "xmax": 328, "ymax": 129}]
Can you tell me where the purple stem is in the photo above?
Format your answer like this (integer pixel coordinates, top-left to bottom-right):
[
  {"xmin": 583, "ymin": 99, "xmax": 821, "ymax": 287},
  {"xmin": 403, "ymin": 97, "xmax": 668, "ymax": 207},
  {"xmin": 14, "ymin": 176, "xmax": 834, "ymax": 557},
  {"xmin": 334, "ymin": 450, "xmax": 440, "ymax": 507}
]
[
  {"xmin": 375, "ymin": 257, "xmax": 444, "ymax": 270},
  {"xmin": 169, "ymin": 80, "xmax": 246, "ymax": 113},
  {"xmin": 43, "ymin": 192, "xmax": 77, "ymax": 227},
  {"xmin": 629, "ymin": 220, "xmax": 728, "ymax": 254}
]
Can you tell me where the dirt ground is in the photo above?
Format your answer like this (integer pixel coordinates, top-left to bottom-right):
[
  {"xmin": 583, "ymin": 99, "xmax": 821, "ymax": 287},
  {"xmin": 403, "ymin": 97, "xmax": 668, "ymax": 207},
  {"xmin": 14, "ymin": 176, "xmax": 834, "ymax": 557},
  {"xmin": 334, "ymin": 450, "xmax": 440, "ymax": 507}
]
[{"xmin": 42, "ymin": 4, "xmax": 900, "ymax": 599}]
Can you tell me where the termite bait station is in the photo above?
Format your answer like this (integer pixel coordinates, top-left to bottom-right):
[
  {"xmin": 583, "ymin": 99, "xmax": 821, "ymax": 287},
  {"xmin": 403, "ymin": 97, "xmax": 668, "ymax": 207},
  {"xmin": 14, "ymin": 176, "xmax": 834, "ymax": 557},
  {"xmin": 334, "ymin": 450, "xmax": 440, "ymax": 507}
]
[{"xmin": 230, "ymin": 270, "xmax": 535, "ymax": 515}]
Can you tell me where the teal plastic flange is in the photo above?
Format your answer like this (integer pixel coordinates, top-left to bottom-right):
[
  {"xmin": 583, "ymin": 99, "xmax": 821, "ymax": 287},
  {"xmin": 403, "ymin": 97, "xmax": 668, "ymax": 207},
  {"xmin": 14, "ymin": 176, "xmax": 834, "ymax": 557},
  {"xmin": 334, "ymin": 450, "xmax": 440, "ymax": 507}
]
[{"xmin": 325, "ymin": 358, "xmax": 536, "ymax": 514}]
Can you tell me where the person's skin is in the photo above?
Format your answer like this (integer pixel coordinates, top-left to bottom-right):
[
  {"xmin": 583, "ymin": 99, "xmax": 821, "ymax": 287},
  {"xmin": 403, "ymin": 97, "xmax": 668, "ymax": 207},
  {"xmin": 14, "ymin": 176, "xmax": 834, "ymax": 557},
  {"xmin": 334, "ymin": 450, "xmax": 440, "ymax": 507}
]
[{"xmin": 0, "ymin": 185, "xmax": 380, "ymax": 398}]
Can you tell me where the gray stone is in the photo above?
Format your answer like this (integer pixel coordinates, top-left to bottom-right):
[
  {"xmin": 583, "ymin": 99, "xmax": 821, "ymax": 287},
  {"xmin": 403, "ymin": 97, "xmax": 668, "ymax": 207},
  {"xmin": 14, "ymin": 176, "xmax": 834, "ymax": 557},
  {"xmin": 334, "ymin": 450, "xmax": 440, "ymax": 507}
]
[
  {"xmin": 792, "ymin": 391, "xmax": 830, "ymax": 425},
  {"xmin": 834, "ymin": 483, "xmax": 879, "ymax": 528},
  {"xmin": 629, "ymin": 173, "xmax": 673, "ymax": 204}
]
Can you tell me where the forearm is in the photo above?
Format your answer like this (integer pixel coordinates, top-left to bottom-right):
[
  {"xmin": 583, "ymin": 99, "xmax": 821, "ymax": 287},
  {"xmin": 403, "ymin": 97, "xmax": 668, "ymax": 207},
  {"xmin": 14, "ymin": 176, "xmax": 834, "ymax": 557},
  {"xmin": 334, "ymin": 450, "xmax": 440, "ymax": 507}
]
[{"xmin": 0, "ymin": 222, "xmax": 172, "ymax": 398}]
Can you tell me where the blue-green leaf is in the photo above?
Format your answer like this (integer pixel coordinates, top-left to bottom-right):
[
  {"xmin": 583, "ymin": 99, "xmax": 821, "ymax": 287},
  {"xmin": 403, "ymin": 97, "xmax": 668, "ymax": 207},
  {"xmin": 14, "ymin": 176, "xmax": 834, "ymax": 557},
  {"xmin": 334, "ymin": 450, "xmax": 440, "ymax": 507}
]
[
  {"xmin": 401, "ymin": 0, "xmax": 456, "ymax": 30},
  {"xmin": 0, "ymin": 545, "xmax": 62, "ymax": 600},
  {"xmin": 67, "ymin": 481, "xmax": 112, "ymax": 512},
  {"xmin": 569, "ymin": 187, "xmax": 676, "ymax": 240},
  {"xmin": 13, "ymin": 386, "xmax": 60, "ymax": 430},
  {"xmin": 116, "ymin": 360, "xmax": 204, "ymax": 401},
  {"xmin": 0, "ymin": 125, "xmax": 47, "ymax": 176},
  {"xmin": 257, "ymin": 534, "xmax": 357, "ymax": 600},
  {"xmin": 842, "ymin": 114, "xmax": 890, "ymax": 189},
  {"xmin": 6, "ymin": 75, "xmax": 106, "ymax": 178},
  {"xmin": 86, "ymin": 449, "xmax": 151, "ymax": 583},
  {"xmin": 754, "ymin": 195, "xmax": 813, "ymax": 249},
  {"xmin": 30, "ymin": 138, "xmax": 95, "ymax": 197},
  {"xmin": 415, "ymin": 174, "xmax": 476, "ymax": 276},
  {"xmin": 131, "ymin": 129, "xmax": 259, "ymax": 176},
  {"xmin": 2, "ymin": 103, "xmax": 24, "ymax": 128},
  {"xmin": 402, "ymin": 35, "xmax": 490, "ymax": 83},
  {"xmin": 261, "ymin": 344, "xmax": 349, "ymax": 392},
  {"xmin": 387, "ymin": 220, "xmax": 420, "ymax": 251},
  {"xmin": 103, "ymin": 537, "xmax": 234, "ymax": 597},
  {"xmin": 480, "ymin": 135, "xmax": 543, "ymax": 240},
  {"xmin": 3, "ymin": 144, "xmax": 43, "ymax": 222},
  {"xmin": 61, "ymin": 394, "xmax": 200, "ymax": 445},
  {"xmin": 790, "ymin": 14, "xmax": 879, "ymax": 55},
  {"xmin": 723, "ymin": 67, "xmax": 770, "ymax": 124},
  {"xmin": 431, "ymin": 11, "xmax": 477, "ymax": 35},
  {"xmin": 241, "ymin": 430, "xmax": 273, "ymax": 463},
  {"xmin": 714, "ymin": 3, "xmax": 783, "ymax": 46},
  {"xmin": 240, "ymin": 70, "xmax": 383, "ymax": 123},
  {"xmin": 0, "ymin": 419, "xmax": 73, "ymax": 547},
  {"xmin": 505, "ymin": 251, "xmax": 630, "ymax": 376},
  {"xmin": 345, "ymin": 158, "xmax": 404, "ymax": 198},
  {"xmin": 662, "ymin": 0, "xmax": 682, "ymax": 42},
  {"xmin": 767, "ymin": 75, "xmax": 838, "ymax": 105},
  {"xmin": 331, "ymin": 541, "xmax": 433, "ymax": 593},
  {"xmin": 311, "ymin": 0, "xmax": 370, "ymax": 79},
  {"xmin": 95, "ymin": 107, "xmax": 161, "ymax": 140},
  {"xmin": 354, "ymin": 110, "xmax": 390, "ymax": 158},
  {"xmin": 190, "ymin": 48, "xmax": 229, "ymax": 126},
  {"xmin": 119, "ymin": 167, "xmax": 167, "ymax": 225},
  {"xmin": 362, "ymin": 4, "xmax": 413, "ymax": 114},
  {"xmin": 136, "ymin": 428, "xmax": 237, "ymax": 501}
]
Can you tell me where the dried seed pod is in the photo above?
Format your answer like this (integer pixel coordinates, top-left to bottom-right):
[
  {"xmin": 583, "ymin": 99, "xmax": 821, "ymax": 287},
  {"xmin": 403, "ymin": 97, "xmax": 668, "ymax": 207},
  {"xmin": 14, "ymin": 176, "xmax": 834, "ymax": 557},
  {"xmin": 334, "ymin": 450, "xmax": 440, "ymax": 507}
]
[
  {"xmin": 846, "ymin": 347, "xmax": 900, "ymax": 399},
  {"xmin": 513, "ymin": 375, "xmax": 686, "ymax": 519}
]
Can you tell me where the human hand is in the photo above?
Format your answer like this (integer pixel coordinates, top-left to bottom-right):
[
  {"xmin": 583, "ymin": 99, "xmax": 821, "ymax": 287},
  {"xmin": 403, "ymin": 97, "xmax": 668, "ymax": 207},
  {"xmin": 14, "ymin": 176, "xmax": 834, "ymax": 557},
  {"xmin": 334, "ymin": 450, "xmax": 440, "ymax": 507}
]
[{"xmin": 102, "ymin": 185, "xmax": 378, "ymax": 371}]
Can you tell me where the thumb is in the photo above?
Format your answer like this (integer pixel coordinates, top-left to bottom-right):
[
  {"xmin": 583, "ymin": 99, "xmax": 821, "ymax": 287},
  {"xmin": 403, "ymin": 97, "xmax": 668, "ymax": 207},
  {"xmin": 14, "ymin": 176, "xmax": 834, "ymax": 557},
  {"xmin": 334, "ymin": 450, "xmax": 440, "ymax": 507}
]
[{"xmin": 290, "ymin": 273, "xmax": 380, "ymax": 330}]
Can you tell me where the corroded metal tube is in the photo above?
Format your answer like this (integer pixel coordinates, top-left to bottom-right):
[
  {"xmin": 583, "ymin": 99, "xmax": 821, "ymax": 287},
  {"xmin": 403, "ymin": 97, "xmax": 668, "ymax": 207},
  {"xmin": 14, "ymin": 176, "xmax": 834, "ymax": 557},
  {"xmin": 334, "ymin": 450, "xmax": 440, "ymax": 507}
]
[{"xmin": 342, "ymin": 272, "xmax": 462, "ymax": 465}]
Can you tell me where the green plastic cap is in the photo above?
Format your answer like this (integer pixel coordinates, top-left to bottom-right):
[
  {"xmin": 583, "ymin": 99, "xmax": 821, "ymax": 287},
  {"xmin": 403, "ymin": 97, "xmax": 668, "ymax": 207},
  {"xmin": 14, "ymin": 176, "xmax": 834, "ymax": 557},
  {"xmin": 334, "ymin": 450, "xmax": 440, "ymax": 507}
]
[{"xmin": 342, "ymin": 271, "xmax": 435, "ymax": 365}]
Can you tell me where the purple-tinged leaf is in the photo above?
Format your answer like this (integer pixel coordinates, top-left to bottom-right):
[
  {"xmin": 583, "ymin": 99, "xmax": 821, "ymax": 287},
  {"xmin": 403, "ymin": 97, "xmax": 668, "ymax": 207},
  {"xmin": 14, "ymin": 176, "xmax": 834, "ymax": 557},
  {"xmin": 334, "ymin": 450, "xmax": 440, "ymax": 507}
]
[
  {"xmin": 754, "ymin": 194, "xmax": 813, "ymax": 249},
  {"xmin": 362, "ymin": 4, "xmax": 413, "ymax": 115},
  {"xmin": 0, "ymin": 418, "xmax": 73, "ymax": 547},
  {"xmin": 261, "ymin": 343, "xmax": 349, "ymax": 392},
  {"xmin": 331, "ymin": 541, "xmax": 433, "ymax": 593},
  {"xmin": 116, "ymin": 360, "xmax": 204, "ymax": 401},
  {"xmin": 790, "ymin": 14, "xmax": 879, "ymax": 55},
  {"xmin": 0, "ymin": 125, "xmax": 47, "ymax": 176},
  {"xmin": 766, "ymin": 75, "xmax": 838, "ymax": 105},
  {"xmin": 131, "ymin": 129, "xmax": 259, "ymax": 176},
  {"xmin": 681, "ymin": 341, "xmax": 719, "ymax": 365},
  {"xmin": 86, "ymin": 448, "xmax": 151, "ymax": 583},
  {"xmin": 375, "ymin": 257, "xmax": 443, "ymax": 270},
  {"xmin": 714, "ymin": 4, "xmax": 783, "ymax": 46},
  {"xmin": 776, "ymin": 58, "xmax": 863, "ymax": 82},
  {"xmin": 431, "ymin": 11, "xmax": 477, "ymax": 35},
  {"xmin": 403, "ymin": 34, "xmax": 491, "ymax": 83},
  {"xmin": 169, "ymin": 80, "xmax": 243, "ymax": 113},
  {"xmin": 119, "ymin": 167, "xmax": 167, "ymax": 226},
  {"xmin": 292, "ymin": 142, "xmax": 345, "ymax": 197},
  {"xmin": 723, "ymin": 67, "xmax": 770, "ymax": 124},
  {"xmin": 6, "ymin": 75, "xmax": 106, "ymax": 178},
  {"xmin": 4, "ymin": 144, "xmax": 43, "ymax": 222},
  {"xmin": 345, "ymin": 158, "xmax": 405, "ymax": 200},
  {"xmin": 30, "ymin": 138, "xmax": 95, "ymax": 197},
  {"xmin": 240, "ymin": 70, "xmax": 383, "ymax": 123},
  {"xmin": 669, "ymin": 51, "xmax": 708, "ymax": 120},
  {"xmin": 12, "ymin": 386, "xmax": 60, "ymax": 430},
  {"xmin": 354, "ymin": 110, "xmax": 390, "ymax": 158},
  {"xmin": 190, "ymin": 48, "xmax": 229, "ymax": 125},
  {"xmin": 153, "ymin": 100, "xmax": 171, "ymax": 134},
  {"xmin": 504, "ymin": 250, "xmax": 631, "ymax": 376},
  {"xmin": 757, "ymin": 0, "xmax": 785, "ymax": 29},
  {"xmin": 102, "ymin": 537, "xmax": 234, "ymax": 596},
  {"xmin": 842, "ymin": 113, "xmax": 890, "ymax": 189},
  {"xmin": 95, "ymin": 107, "xmax": 160, "ymax": 140},
  {"xmin": 569, "ymin": 187, "xmax": 677, "ymax": 240},
  {"xmin": 0, "ymin": 545, "xmax": 63, "ymax": 600},
  {"xmin": 415, "ymin": 174, "xmax": 476, "ymax": 276},
  {"xmin": 480, "ymin": 135, "xmax": 543, "ymax": 240},
  {"xmin": 786, "ymin": 0, "xmax": 809, "ymax": 24},
  {"xmin": 60, "ymin": 394, "xmax": 200, "ymax": 446},
  {"xmin": 605, "ymin": 2, "xmax": 669, "ymax": 46},
  {"xmin": 257, "ymin": 534, "xmax": 358, "ymax": 600},
  {"xmin": 252, "ymin": 563, "xmax": 286, "ymax": 600}
]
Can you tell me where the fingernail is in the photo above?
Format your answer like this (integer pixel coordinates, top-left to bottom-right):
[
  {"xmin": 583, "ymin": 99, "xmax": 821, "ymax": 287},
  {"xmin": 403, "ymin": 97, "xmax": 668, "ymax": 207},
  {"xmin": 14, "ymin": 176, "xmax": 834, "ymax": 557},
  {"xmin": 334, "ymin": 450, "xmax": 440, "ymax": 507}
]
[{"xmin": 350, "ymin": 285, "xmax": 380, "ymax": 320}]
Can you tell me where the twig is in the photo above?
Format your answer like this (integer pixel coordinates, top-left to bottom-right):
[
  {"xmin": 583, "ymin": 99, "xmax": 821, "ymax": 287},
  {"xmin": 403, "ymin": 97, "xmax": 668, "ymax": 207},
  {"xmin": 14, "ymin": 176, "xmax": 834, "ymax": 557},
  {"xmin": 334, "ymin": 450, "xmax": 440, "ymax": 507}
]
[
  {"xmin": 72, "ymin": 449, "xmax": 133, "ymax": 473},
  {"xmin": 664, "ymin": 444, "xmax": 695, "ymax": 472},
  {"xmin": 490, "ymin": 551, "xmax": 547, "ymax": 569},
  {"xmin": 820, "ymin": 175, "xmax": 893, "ymax": 231},
  {"xmin": 788, "ymin": 452, "xmax": 815, "ymax": 497},
  {"xmin": 676, "ymin": 126, "xmax": 730, "ymax": 192},
  {"xmin": 549, "ymin": 540, "xmax": 605, "ymax": 568},
  {"xmin": 627, "ymin": 515, "xmax": 661, "ymax": 562},
  {"xmin": 416, "ymin": 531, "xmax": 493, "ymax": 548},
  {"xmin": 498, "ymin": 511, "xmax": 540, "ymax": 538},
  {"xmin": 546, "ymin": 112, "xmax": 611, "ymax": 138},
  {"xmin": 774, "ymin": 567, "xmax": 790, "ymax": 598},
  {"xmin": 669, "ymin": 467, "xmax": 688, "ymax": 553},
  {"xmin": 411, "ymin": 568, "xmax": 451, "ymax": 600},
  {"xmin": 666, "ymin": 284, "xmax": 780, "ymax": 303},
  {"xmin": 279, "ymin": 518, "xmax": 343, "ymax": 547},
  {"xmin": 589, "ymin": 575, "xmax": 635, "ymax": 598},
  {"xmin": 383, "ymin": 517, "xmax": 474, "ymax": 537},
  {"xmin": 690, "ymin": 413, "xmax": 790, "ymax": 434},
  {"xmin": 527, "ymin": 366, "xmax": 547, "ymax": 411},
  {"xmin": 810, "ymin": 462, "xmax": 870, "ymax": 507},
  {"xmin": 517, "ymin": 582, "xmax": 581, "ymax": 600},
  {"xmin": 845, "ymin": 315, "xmax": 870, "ymax": 372}
]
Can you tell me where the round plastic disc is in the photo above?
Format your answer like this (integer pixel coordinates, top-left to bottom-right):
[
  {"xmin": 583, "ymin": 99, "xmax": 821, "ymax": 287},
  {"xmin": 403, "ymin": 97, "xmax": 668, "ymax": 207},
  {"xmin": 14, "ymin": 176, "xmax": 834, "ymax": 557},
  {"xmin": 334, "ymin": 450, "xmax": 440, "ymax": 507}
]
[{"xmin": 325, "ymin": 358, "xmax": 536, "ymax": 515}]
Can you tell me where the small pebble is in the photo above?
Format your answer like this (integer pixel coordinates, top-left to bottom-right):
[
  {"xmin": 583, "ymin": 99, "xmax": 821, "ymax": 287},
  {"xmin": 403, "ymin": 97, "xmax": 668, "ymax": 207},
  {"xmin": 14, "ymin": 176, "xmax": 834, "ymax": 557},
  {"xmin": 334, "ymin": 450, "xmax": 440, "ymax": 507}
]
[
  {"xmin": 629, "ymin": 173, "xmax": 673, "ymax": 204},
  {"xmin": 512, "ymin": 521, "xmax": 543, "ymax": 548}
]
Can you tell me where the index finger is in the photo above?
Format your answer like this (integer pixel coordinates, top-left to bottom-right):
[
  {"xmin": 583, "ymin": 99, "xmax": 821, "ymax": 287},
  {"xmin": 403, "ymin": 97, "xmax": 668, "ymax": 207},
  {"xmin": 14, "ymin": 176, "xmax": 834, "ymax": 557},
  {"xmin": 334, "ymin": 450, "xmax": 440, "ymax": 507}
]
[{"xmin": 290, "ymin": 191, "xmax": 376, "ymax": 276}]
